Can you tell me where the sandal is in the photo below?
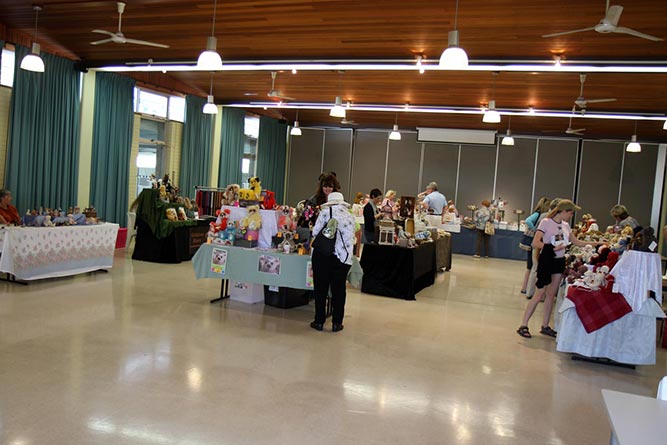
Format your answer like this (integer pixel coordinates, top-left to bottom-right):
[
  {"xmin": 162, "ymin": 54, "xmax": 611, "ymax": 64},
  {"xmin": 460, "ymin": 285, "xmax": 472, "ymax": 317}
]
[
  {"xmin": 540, "ymin": 326, "xmax": 557, "ymax": 338},
  {"xmin": 520, "ymin": 290, "xmax": 527, "ymax": 294},
  {"xmin": 517, "ymin": 326, "xmax": 531, "ymax": 338}
]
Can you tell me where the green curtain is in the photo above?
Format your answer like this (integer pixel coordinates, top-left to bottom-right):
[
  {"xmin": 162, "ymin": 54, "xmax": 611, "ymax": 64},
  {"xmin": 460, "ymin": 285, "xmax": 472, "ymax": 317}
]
[
  {"xmin": 90, "ymin": 72, "xmax": 135, "ymax": 227},
  {"xmin": 218, "ymin": 107, "xmax": 245, "ymax": 187},
  {"xmin": 180, "ymin": 95, "xmax": 213, "ymax": 196},
  {"xmin": 256, "ymin": 116, "xmax": 288, "ymax": 203},
  {"xmin": 5, "ymin": 45, "xmax": 80, "ymax": 213}
]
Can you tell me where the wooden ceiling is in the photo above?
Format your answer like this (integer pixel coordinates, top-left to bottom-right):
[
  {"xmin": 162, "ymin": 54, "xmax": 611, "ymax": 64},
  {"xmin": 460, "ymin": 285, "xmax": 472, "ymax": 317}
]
[{"xmin": 1, "ymin": 0, "xmax": 666, "ymax": 140}]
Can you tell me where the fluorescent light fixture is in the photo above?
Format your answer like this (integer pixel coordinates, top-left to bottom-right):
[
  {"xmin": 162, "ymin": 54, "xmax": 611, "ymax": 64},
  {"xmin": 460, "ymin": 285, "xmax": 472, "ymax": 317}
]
[
  {"xmin": 389, "ymin": 124, "xmax": 401, "ymax": 141},
  {"xmin": 233, "ymin": 102, "xmax": 667, "ymax": 122},
  {"xmin": 330, "ymin": 96, "xmax": 346, "ymax": 118},
  {"xmin": 663, "ymin": 119, "xmax": 667, "ymax": 130},
  {"xmin": 290, "ymin": 121, "xmax": 302, "ymax": 136},
  {"xmin": 501, "ymin": 129, "xmax": 514, "ymax": 146},
  {"xmin": 197, "ymin": 36, "xmax": 223, "ymax": 70},
  {"xmin": 203, "ymin": 95, "xmax": 218, "ymax": 114},
  {"xmin": 626, "ymin": 134, "xmax": 641, "ymax": 152},
  {"xmin": 483, "ymin": 100, "xmax": 501, "ymax": 123},
  {"xmin": 20, "ymin": 43, "xmax": 45, "ymax": 73},
  {"xmin": 440, "ymin": 31, "xmax": 468, "ymax": 69},
  {"xmin": 292, "ymin": 68, "xmax": 297, "ymax": 74},
  {"xmin": 528, "ymin": 106, "xmax": 535, "ymax": 114},
  {"xmin": 97, "ymin": 60, "xmax": 667, "ymax": 74}
]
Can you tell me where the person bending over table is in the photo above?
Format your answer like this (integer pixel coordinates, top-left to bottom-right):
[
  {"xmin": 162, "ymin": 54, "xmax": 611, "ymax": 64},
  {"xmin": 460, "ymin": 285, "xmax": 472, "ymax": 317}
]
[
  {"xmin": 310, "ymin": 192, "xmax": 356, "ymax": 333},
  {"xmin": 418, "ymin": 181, "xmax": 447, "ymax": 215},
  {"xmin": 517, "ymin": 199, "xmax": 602, "ymax": 339},
  {"xmin": 363, "ymin": 188, "xmax": 383, "ymax": 243},
  {"xmin": 0, "ymin": 190, "xmax": 20, "ymax": 225},
  {"xmin": 610, "ymin": 204, "xmax": 639, "ymax": 233}
]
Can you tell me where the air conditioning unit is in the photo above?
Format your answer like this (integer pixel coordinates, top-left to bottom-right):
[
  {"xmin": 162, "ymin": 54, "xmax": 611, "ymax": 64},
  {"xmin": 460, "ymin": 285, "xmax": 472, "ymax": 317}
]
[{"xmin": 417, "ymin": 127, "xmax": 497, "ymax": 145}]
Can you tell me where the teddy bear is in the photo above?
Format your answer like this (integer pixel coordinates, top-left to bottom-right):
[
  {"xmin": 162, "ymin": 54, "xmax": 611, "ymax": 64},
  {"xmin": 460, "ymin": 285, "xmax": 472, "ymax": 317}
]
[
  {"xmin": 165, "ymin": 208, "xmax": 178, "ymax": 222},
  {"xmin": 278, "ymin": 231, "xmax": 297, "ymax": 253},
  {"xmin": 261, "ymin": 190, "xmax": 276, "ymax": 210},
  {"xmin": 222, "ymin": 220, "xmax": 237, "ymax": 245},
  {"xmin": 278, "ymin": 205, "xmax": 294, "ymax": 231},
  {"xmin": 177, "ymin": 207, "xmax": 187, "ymax": 221},
  {"xmin": 222, "ymin": 184, "xmax": 240, "ymax": 206},
  {"xmin": 249, "ymin": 177, "xmax": 262, "ymax": 200},
  {"xmin": 241, "ymin": 205, "xmax": 262, "ymax": 231}
]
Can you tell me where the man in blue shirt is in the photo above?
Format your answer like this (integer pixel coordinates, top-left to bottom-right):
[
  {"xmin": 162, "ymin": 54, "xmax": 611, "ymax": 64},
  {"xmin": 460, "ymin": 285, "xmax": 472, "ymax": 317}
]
[{"xmin": 420, "ymin": 182, "xmax": 447, "ymax": 215}]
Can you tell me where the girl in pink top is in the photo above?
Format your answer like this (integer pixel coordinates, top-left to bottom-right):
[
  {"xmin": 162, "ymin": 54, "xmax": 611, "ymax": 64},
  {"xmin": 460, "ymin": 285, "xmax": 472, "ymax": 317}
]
[{"xmin": 517, "ymin": 200, "xmax": 602, "ymax": 339}]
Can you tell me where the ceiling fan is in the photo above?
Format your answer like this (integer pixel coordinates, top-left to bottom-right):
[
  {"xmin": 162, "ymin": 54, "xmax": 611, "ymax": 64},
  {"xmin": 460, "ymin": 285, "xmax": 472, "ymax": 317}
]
[
  {"xmin": 565, "ymin": 107, "xmax": 586, "ymax": 135},
  {"xmin": 340, "ymin": 118, "xmax": 358, "ymax": 126},
  {"xmin": 267, "ymin": 72, "xmax": 295, "ymax": 101},
  {"xmin": 542, "ymin": 1, "xmax": 663, "ymax": 42},
  {"xmin": 574, "ymin": 74, "xmax": 616, "ymax": 110},
  {"xmin": 91, "ymin": 2, "xmax": 170, "ymax": 48}
]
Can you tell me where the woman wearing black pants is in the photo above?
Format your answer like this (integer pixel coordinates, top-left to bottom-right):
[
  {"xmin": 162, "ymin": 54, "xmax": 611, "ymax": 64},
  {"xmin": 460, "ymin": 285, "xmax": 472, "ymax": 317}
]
[{"xmin": 310, "ymin": 192, "xmax": 356, "ymax": 332}]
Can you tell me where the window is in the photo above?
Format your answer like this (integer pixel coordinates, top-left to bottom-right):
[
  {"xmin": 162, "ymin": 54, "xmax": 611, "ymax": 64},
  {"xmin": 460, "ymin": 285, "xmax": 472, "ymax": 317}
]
[
  {"xmin": 136, "ymin": 89, "xmax": 168, "ymax": 118},
  {"xmin": 1, "ymin": 48, "xmax": 15, "ymax": 88},
  {"xmin": 133, "ymin": 86, "xmax": 185, "ymax": 122},
  {"xmin": 241, "ymin": 116, "xmax": 259, "ymax": 186},
  {"xmin": 168, "ymin": 96, "xmax": 185, "ymax": 123},
  {"xmin": 135, "ymin": 118, "xmax": 167, "ymax": 197}
]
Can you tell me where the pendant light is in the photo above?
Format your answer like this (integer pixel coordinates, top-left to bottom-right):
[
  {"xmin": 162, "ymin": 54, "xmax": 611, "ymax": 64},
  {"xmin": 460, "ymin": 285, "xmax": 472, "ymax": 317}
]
[
  {"xmin": 330, "ymin": 72, "xmax": 346, "ymax": 118},
  {"xmin": 330, "ymin": 97, "xmax": 346, "ymax": 118},
  {"xmin": 202, "ymin": 73, "xmax": 218, "ymax": 114},
  {"xmin": 197, "ymin": 0, "xmax": 223, "ymax": 70},
  {"xmin": 482, "ymin": 73, "xmax": 501, "ymax": 123},
  {"xmin": 501, "ymin": 117, "xmax": 514, "ymax": 146},
  {"xmin": 389, "ymin": 113, "xmax": 401, "ymax": 141},
  {"xmin": 20, "ymin": 6, "xmax": 45, "ymax": 73},
  {"xmin": 626, "ymin": 122, "xmax": 641, "ymax": 152},
  {"xmin": 290, "ymin": 110, "xmax": 302, "ymax": 136},
  {"xmin": 439, "ymin": 0, "xmax": 468, "ymax": 69}
]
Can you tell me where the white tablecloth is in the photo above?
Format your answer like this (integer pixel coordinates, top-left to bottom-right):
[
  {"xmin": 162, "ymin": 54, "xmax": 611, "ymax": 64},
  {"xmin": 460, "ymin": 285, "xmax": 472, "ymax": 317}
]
[
  {"xmin": 557, "ymin": 298, "xmax": 664, "ymax": 365},
  {"xmin": 611, "ymin": 250, "xmax": 662, "ymax": 311},
  {"xmin": 218, "ymin": 206, "xmax": 279, "ymax": 249},
  {"xmin": 0, "ymin": 223, "xmax": 119, "ymax": 281}
]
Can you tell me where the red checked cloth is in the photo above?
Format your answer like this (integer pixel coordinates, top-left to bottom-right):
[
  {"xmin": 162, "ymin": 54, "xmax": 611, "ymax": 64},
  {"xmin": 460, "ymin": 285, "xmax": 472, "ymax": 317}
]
[{"xmin": 566, "ymin": 285, "xmax": 632, "ymax": 334}]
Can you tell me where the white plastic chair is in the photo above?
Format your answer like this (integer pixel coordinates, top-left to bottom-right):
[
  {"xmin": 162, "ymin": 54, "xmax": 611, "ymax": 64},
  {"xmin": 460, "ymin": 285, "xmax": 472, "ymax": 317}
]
[
  {"xmin": 126, "ymin": 212, "xmax": 137, "ymax": 249},
  {"xmin": 658, "ymin": 376, "xmax": 667, "ymax": 401}
]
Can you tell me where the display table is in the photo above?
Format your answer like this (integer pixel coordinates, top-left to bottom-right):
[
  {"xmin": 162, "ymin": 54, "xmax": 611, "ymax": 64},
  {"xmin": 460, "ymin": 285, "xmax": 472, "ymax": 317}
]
[
  {"xmin": 193, "ymin": 243, "xmax": 314, "ymax": 289},
  {"xmin": 132, "ymin": 218, "xmax": 210, "ymax": 264},
  {"xmin": 556, "ymin": 251, "xmax": 665, "ymax": 366},
  {"xmin": 192, "ymin": 243, "xmax": 363, "ymax": 301},
  {"xmin": 0, "ymin": 223, "xmax": 119, "ymax": 281},
  {"xmin": 602, "ymin": 389, "xmax": 667, "ymax": 445},
  {"xmin": 450, "ymin": 226, "xmax": 524, "ymax": 260},
  {"xmin": 360, "ymin": 242, "xmax": 436, "ymax": 300}
]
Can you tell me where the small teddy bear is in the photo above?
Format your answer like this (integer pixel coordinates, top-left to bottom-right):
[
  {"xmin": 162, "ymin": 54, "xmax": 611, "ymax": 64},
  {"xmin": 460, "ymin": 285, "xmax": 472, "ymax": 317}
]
[
  {"xmin": 278, "ymin": 231, "xmax": 297, "ymax": 253},
  {"xmin": 241, "ymin": 205, "xmax": 262, "ymax": 231}
]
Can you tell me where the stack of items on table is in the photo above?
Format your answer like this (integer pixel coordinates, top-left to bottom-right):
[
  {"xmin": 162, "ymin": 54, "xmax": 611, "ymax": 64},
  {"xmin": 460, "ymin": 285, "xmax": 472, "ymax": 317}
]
[{"xmin": 21, "ymin": 206, "xmax": 96, "ymax": 226}]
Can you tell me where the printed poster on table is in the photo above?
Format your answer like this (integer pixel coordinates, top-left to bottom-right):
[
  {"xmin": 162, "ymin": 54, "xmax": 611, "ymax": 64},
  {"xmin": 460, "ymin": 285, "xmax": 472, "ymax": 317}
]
[
  {"xmin": 306, "ymin": 261, "xmax": 314, "ymax": 289},
  {"xmin": 210, "ymin": 248, "xmax": 228, "ymax": 275},
  {"xmin": 258, "ymin": 255, "xmax": 281, "ymax": 275}
]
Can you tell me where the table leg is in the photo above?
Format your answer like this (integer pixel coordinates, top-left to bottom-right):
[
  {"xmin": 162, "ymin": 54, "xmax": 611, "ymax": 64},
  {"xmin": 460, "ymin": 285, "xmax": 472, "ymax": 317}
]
[
  {"xmin": 210, "ymin": 279, "xmax": 230, "ymax": 304},
  {"xmin": 0, "ymin": 273, "xmax": 28, "ymax": 285}
]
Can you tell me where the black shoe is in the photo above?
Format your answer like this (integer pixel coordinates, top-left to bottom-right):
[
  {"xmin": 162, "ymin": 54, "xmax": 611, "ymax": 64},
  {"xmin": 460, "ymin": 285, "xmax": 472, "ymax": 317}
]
[
  {"xmin": 540, "ymin": 326, "xmax": 557, "ymax": 338},
  {"xmin": 332, "ymin": 323, "xmax": 344, "ymax": 332},
  {"xmin": 310, "ymin": 321, "xmax": 323, "ymax": 331}
]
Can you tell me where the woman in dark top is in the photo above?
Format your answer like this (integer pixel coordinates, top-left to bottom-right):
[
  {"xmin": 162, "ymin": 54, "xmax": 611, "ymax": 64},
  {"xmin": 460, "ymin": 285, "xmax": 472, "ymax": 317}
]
[
  {"xmin": 363, "ymin": 188, "xmax": 383, "ymax": 243},
  {"xmin": 298, "ymin": 173, "xmax": 340, "ymax": 228}
]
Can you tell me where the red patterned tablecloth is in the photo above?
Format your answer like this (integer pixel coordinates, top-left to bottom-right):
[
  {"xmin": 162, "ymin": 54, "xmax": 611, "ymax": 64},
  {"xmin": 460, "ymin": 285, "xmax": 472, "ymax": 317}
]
[{"xmin": 566, "ymin": 286, "xmax": 632, "ymax": 333}]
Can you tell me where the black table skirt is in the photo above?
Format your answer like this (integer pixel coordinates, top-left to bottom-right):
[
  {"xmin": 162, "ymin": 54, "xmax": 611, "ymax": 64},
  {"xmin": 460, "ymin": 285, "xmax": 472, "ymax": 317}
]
[
  {"xmin": 360, "ymin": 242, "xmax": 436, "ymax": 300},
  {"xmin": 450, "ymin": 226, "xmax": 526, "ymax": 261},
  {"xmin": 132, "ymin": 218, "xmax": 211, "ymax": 264}
]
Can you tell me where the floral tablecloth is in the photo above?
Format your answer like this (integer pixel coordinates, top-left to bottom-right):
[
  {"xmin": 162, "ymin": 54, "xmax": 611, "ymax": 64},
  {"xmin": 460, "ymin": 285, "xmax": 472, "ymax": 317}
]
[{"xmin": 0, "ymin": 224, "xmax": 119, "ymax": 280}]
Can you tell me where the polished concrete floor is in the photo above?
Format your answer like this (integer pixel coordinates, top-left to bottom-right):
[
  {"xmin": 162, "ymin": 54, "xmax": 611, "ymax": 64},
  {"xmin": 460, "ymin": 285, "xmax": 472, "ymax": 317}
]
[{"xmin": 1, "ymin": 251, "xmax": 666, "ymax": 445}]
